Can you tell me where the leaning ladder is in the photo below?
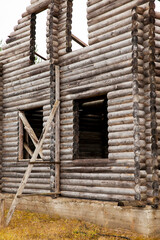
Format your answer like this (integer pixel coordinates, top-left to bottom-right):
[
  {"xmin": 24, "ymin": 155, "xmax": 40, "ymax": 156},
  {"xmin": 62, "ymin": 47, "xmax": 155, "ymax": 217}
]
[{"xmin": 5, "ymin": 66, "xmax": 60, "ymax": 227}]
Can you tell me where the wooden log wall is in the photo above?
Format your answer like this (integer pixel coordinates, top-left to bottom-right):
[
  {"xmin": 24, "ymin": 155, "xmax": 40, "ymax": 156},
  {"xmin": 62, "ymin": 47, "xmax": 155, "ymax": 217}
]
[
  {"xmin": 58, "ymin": 0, "xmax": 148, "ymax": 201},
  {"xmin": 155, "ymin": 10, "xmax": 160, "ymax": 205},
  {"xmin": 0, "ymin": 0, "xmax": 55, "ymax": 194},
  {"xmin": 0, "ymin": 0, "xmax": 160, "ymax": 204}
]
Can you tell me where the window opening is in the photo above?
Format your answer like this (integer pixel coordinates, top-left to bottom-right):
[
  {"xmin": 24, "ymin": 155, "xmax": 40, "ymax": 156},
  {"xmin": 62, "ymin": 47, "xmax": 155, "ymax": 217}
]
[
  {"xmin": 30, "ymin": 9, "xmax": 47, "ymax": 64},
  {"xmin": 156, "ymin": 0, "xmax": 160, "ymax": 11},
  {"xmin": 72, "ymin": 0, "xmax": 88, "ymax": 51},
  {"xmin": 74, "ymin": 96, "xmax": 108, "ymax": 159},
  {"xmin": 19, "ymin": 107, "xmax": 43, "ymax": 160}
]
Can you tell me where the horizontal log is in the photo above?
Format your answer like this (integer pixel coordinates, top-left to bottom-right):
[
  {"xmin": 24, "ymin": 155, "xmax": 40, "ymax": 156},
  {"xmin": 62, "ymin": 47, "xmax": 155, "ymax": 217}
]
[
  {"xmin": 3, "ymin": 172, "xmax": 50, "ymax": 178},
  {"xmin": 4, "ymin": 100, "xmax": 50, "ymax": 112},
  {"xmin": 61, "ymin": 172, "xmax": 135, "ymax": 181},
  {"xmin": 61, "ymin": 185, "xmax": 135, "ymax": 195},
  {"xmin": 2, "ymin": 188, "xmax": 51, "ymax": 194},
  {"xmin": 27, "ymin": 0, "xmax": 51, "ymax": 14},
  {"xmin": 61, "ymin": 191, "xmax": 135, "ymax": 201},
  {"xmin": 108, "ymin": 117, "xmax": 134, "ymax": 125},
  {"xmin": 2, "ymin": 166, "xmax": 50, "ymax": 172},
  {"xmin": 61, "ymin": 166, "xmax": 135, "ymax": 173},
  {"xmin": 61, "ymin": 179, "xmax": 135, "ymax": 188},
  {"xmin": 3, "ymin": 183, "xmax": 50, "ymax": 190}
]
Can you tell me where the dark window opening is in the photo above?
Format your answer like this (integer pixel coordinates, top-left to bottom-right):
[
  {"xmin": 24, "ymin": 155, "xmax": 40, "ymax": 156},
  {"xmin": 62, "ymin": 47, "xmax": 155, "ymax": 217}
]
[
  {"xmin": 74, "ymin": 96, "xmax": 108, "ymax": 159},
  {"xmin": 19, "ymin": 107, "xmax": 43, "ymax": 160},
  {"xmin": 30, "ymin": 10, "xmax": 47, "ymax": 64}
]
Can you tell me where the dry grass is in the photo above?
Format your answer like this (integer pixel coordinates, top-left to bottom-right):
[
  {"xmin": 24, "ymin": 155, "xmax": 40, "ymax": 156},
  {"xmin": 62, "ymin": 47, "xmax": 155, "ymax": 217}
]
[{"xmin": 0, "ymin": 210, "xmax": 158, "ymax": 240}]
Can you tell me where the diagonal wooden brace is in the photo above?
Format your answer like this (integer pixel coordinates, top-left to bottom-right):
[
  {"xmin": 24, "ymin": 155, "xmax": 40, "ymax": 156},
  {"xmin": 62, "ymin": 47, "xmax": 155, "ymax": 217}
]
[
  {"xmin": 5, "ymin": 100, "xmax": 60, "ymax": 227},
  {"xmin": 19, "ymin": 111, "xmax": 43, "ymax": 159}
]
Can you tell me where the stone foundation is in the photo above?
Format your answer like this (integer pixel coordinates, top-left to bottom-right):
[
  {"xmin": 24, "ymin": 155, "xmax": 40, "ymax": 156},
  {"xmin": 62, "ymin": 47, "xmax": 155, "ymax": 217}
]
[{"xmin": 1, "ymin": 193, "xmax": 160, "ymax": 237}]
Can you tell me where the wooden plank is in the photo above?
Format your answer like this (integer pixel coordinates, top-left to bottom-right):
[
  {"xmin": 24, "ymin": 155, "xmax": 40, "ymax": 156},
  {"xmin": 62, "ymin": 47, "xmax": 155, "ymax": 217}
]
[
  {"xmin": 5, "ymin": 100, "xmax": 60, "ymax": 227},
  {"xmin": 29, "ymin": 161, "xmax": 60, "ymax": 164},
  {"xmin": 17, "ymin": 192, "xmax": 61, "ymax": 198},
  {"xmin": 19, "ymin": 111, "xmax": 43, "ymax": 159},
  {"xmin": 24, "ymin": 143, "xmax": 33, "ymax": 157},
  {"xmin": 0, "ymin": 199, "xmax": 5, "ymax": 227},
  {"xmin": 71, "ymin": 34, "xmax": 88, "ymax": 47},
  {"xmin": 18, "ymin": 118, "xmax": 24, "ymax": 160},
  {"xmin": 55, "ymin": 65, "xmax": 60, "ymax": 194}
]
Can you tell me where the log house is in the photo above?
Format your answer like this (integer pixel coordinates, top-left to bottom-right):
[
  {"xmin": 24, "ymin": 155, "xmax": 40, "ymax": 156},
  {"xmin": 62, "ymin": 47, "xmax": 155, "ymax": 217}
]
[{"xmin": 0, "ymin": 0, "xmax": 160, "ymax": 205}]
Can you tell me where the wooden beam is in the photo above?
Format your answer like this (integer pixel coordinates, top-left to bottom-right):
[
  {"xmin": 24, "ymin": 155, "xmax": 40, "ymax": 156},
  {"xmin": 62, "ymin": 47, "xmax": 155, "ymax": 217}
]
[
  {"xmin": 24, "ymin": 143, "xmax": 33, "ymax": 157},
  {"xmin": 18, "ymin": 118, "xmax": 24, "ymax": 160},
  {"xmin": 35, "ymin": 52, "xmax": 47, "ymax": 61},
  {"xmin": 17, "ymin": 192, "xmax": 61, "ymax": 198},
  {"xmin": 29, "ymin": 161, "xmax": 61, "ymax": 164},
  {"xmin": 71, "ymin": 34, "xmax": 88, "ymax": 48},
  {"xmin": 19, "ymin": 111, "xmax": 43, "ymax": 159},
  {"xmin": 0, "ymin": 199, "xmax": 5, "ymax": 227},
  {"xmin": 55, "ymin": 65, "xmax": 60, "ymax": 195},
  {"xmin": 5, "ymin": 100, "xmax": 60, "ymax": 227}
]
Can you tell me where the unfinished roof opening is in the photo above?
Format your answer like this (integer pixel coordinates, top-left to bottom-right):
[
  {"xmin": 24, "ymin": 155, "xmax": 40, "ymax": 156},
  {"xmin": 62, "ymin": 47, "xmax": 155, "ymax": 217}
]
[
  {"xmin": 30, "ymin": 10, "xmax": 47, "ymax": 64},
  {"xmin": 72, "ymin": 0, "xmax": 88, "ymax": 51},
  {"xmin": 73, "ymin": 96, "xmax": 108, "ymax": 159},
  {"xmin": 19, "ymin": 107, "xmax": 43, "ymax": 160}
]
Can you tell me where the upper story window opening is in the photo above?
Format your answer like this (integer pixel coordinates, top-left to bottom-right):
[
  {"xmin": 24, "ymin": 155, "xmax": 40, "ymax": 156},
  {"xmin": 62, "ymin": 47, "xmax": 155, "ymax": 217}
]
[
  {"xmin": 30, "ymin": 9, "xmax": 47, "ymax": 64},
  {"xmin": 71, "ymin": 0, "xmax": 88, "ymax": 51},
  {"xmin": 156, "ymin": 0, "xmax": 160, "ymax": 12}
]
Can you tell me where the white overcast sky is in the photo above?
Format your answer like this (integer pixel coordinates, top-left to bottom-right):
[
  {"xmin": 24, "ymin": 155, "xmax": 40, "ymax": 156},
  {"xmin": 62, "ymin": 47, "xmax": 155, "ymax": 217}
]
[
  {"xmin": 0, "ymin": 0, "xmax": 88, "ymax": 54},
  {"xmin": 0, "ymin": 0, "xmax": 160, "ymax": 53}
]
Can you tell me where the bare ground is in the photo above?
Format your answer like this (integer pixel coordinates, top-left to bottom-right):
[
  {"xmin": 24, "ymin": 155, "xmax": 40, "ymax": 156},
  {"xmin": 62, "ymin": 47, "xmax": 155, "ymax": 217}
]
[{"xmin": 0, "ymin": 210, "xmax": 158, "ymax": 240}]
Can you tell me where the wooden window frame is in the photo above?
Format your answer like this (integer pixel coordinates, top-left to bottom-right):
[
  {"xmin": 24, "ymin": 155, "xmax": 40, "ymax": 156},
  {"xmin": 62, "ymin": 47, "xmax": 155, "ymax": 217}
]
[
  {"xmin": 30, "ymin": 10, "xmax": 47, "ymax": 64},
  {"xmin": 18, "ymin": 109, "xmax": 43, "ymax": 161}
]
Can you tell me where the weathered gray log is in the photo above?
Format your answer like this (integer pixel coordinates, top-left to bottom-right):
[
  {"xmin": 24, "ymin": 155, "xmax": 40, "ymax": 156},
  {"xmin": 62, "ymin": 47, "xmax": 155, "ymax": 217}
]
[
  {"xmin": 27, "ymin": 0, "xmax": 51, "ymax": 14},
  {"xmin": 61, "ymin": 191, "xmax": 135, "ymax": 201}
]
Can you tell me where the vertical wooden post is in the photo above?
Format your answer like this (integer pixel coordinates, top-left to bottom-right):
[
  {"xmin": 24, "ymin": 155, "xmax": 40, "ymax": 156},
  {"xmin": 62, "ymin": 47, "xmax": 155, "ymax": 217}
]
[
  {"xmin": 25, "ymin": 131, "xmax": 29, "ymax": 159},
  {"xmin": 55, "ymin": 65, "xmax": 60, "ymax": 195},
  {"xmin": 0, "ymin": 199, "xmax": 5, "ymax": 227},
  {"xmin": 19, "ymin": 118, "xmax": 24, "ymax": 161},
  {"xmin": 30, "ymin": 13, "xmax": 36, "ymax": 64}
]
